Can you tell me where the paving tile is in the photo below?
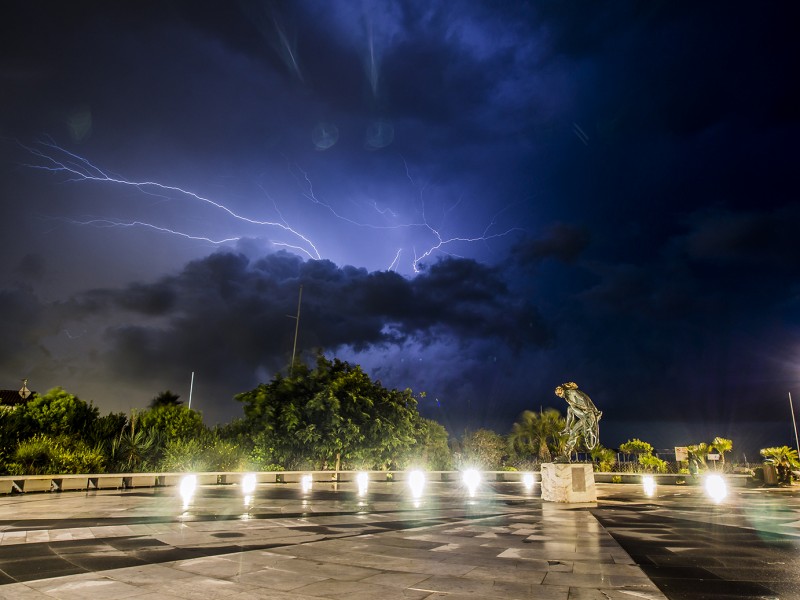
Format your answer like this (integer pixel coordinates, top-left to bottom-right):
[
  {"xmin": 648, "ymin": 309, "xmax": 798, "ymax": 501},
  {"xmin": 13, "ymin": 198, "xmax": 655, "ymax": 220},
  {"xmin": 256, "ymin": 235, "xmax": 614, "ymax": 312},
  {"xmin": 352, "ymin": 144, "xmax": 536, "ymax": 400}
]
[{"xmin": 2, "ymin": 481, "xmax": 799, "ymax": 600}]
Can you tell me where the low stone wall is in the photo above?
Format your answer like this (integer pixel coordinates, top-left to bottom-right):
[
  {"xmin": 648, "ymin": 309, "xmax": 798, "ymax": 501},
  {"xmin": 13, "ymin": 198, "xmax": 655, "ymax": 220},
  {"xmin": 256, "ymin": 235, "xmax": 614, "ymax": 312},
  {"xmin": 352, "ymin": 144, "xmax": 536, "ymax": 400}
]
[{"xmin": 0, "ymin": 469, "xmax": 751, "ymax": 495}]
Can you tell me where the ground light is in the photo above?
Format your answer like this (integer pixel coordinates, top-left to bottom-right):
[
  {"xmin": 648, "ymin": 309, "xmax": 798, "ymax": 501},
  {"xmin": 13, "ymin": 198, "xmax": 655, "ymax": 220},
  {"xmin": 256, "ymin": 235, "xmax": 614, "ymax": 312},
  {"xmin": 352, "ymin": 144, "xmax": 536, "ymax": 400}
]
[
  {"xmin": 356, "ymin": 472, "xmax": 369, "ymax": 496},
  {"xmin": 301, "ymin": 474, "xmax": 313, "ymax": 493},
  {"xmin": 704, "ymin": 474, "xmax": 727, "ymax": 503},
  {"xmin": 179, "ymin": 474, "xmax": 197, "ymax": 509},
  {"xmin": 408, "ymin": 470, "xmax": 426, "ymax": 500},
  {"xmin": 462, "ymin": 468, "xmax": 481, "ymax": 497},
  {"xmin": 241, "ymin": 473, "xmax": 257, "ymax": 495},
  {"xmin": 522, "ymin": 472, "xmax": 535, "ymax": 491},
  {"xmin": 642, "ymin": 475, "xmax": 656, "ymax": 497}
]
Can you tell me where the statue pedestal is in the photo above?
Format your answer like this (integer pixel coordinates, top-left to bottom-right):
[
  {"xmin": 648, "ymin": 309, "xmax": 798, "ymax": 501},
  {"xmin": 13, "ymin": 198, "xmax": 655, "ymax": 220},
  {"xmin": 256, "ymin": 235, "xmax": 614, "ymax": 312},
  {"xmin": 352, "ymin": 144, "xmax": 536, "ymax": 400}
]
[{"xmin": 541, "ymin": 463, "xmax": 597, "ymax": 503}]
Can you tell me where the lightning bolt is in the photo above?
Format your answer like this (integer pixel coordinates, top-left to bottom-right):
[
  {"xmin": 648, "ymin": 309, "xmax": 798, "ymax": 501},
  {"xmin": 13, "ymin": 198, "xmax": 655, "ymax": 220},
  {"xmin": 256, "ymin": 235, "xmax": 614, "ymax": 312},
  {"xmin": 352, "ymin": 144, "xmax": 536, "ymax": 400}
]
[
  {"xmin": 18, "ymin": 138, "xmax": 321, "ymax": 259},
  {"xmin": 19, "ymin": 139, "xmax": 523, "ymax": 273}
]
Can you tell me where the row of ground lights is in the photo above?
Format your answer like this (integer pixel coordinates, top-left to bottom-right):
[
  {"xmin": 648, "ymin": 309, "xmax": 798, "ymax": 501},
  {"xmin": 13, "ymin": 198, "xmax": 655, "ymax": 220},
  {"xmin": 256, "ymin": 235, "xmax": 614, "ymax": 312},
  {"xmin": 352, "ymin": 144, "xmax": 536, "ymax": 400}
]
[
  {"xmin": 641, "ymin": 473, "xmax": 727, "ymax": 503},
  {"xmin": 178, "ymin": 469, "xmax": 540, "ymax": 506}
]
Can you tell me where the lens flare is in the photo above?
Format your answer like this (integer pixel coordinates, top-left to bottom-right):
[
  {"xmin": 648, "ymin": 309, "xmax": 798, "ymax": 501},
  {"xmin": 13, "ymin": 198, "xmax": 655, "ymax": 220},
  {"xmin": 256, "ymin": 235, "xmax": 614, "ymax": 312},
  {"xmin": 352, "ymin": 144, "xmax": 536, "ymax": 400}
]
[
  {"xmin": 642, "ymin": 475, "xmax": 656, "ymax": 497},
  {"xmin": 408, "ymin": 470, "xmax": 426, "ymax": 499},
  {"xmin": 522, "ymin": 472, "xmax": 535, "ymax": 490},
  {"xmin": 356, "ymin": 472, "xmax": 369, "ymax": 496},
  {"xmin": 301, "ymin": 474, "xmax": 313, "ymax": 493},
  {"xmin": 704, "ymin": 474, "xmax": 727, "ymax": 503},
  {"xmin": 179, "ymin": 474, "xmax": 197, "ymax": 508},
  {"xmin": 462, "ymin": 468, "xmax": 481, "ymax": 497},
  {"xmin": 241, "ymin": 473, "xmax": 257, "ymax": 495}
]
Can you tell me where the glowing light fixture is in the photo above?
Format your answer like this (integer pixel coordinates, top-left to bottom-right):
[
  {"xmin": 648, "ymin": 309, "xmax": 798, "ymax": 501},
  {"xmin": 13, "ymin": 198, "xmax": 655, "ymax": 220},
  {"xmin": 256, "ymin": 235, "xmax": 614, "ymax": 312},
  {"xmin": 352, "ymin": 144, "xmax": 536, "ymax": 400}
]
[
  {"xmin": 356, "ymin": 472, "xmax": 369, "ymax": 496},
  {"xmin": 522, "ymin": 472, "xmax": 535, "ymax": 490},
  {"xmin": 241, "ymin": 473, "xmax": 257, "ymax": 495},
  {"xmin": 704, "ymin": 474, "xmax": 727, "ymax": 503},
  {"xmin": 301, "ymin": 474, "xmax": 313, "ymax": 493},
  {"xmin": 179, "ymin": 474, "xmax": 197, "ymax": 508},
  {"xmin": 408, "ymin": 470, "xmax": 426, "ymax": 499},
  {"xmin": 462, "ymin": 468, "xmax": 481, "ymax": 496},
  {"xmin": 642, "ymin": 475, "xmax": 656, "ymax": 497}
]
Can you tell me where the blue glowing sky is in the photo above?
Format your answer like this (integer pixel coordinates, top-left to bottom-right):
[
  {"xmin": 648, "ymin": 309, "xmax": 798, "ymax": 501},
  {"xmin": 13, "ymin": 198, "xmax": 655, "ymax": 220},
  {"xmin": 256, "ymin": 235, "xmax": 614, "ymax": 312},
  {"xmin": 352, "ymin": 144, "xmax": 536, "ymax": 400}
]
[{"xmin": 1, "ymin": 1, "xmax": 799, "ymax": 456}]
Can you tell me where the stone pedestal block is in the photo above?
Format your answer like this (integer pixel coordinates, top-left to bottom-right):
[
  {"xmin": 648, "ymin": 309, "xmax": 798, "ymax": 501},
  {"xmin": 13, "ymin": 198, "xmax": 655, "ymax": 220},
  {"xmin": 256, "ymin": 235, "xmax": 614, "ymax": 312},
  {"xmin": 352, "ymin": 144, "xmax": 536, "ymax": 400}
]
[{"xmin": 540, "ymin": 463, "xmax": 597, "ymax": 503}]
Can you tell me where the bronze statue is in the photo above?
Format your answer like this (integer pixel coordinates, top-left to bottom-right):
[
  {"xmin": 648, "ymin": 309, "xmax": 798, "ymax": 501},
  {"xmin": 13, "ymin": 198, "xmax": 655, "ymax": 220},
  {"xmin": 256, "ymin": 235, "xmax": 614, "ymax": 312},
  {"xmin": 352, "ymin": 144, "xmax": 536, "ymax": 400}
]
[{"xmin": 554, "ymin": 382, "xmax": 601, "ymax": 461}]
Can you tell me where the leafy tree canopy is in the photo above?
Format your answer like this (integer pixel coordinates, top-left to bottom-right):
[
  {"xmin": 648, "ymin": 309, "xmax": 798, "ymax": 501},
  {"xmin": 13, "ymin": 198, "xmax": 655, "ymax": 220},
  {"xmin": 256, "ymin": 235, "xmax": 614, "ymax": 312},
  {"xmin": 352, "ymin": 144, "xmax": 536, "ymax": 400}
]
[
  {"xmin": 236, "ymin": 354, "xmax": 423, "ymax": 470},
  {"xmin": 138, "ymin": 404, "xmax": 205, "ymax": 440},
  {"xmin": 20, "ymin": 387, "xmax": 99, "ymax": 437},
  {"xmin": 461, "ymin": 428, "xmax": 507, "ymax": 470}
]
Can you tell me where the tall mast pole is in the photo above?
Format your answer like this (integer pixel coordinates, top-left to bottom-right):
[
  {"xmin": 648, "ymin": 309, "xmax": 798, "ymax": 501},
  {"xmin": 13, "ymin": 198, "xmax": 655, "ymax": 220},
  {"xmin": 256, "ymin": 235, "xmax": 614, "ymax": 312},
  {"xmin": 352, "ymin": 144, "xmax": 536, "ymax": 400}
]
[
  {"xmin": 188, "ymin": 371, "xmax": 195, "ymax": 410},
  {"xmin": 289, "ymin": 285, "xmax": 303, "ymax": 376},
  {"xmin": 790, "ymin": 392, "xmax": 800, "ymax": 454}
]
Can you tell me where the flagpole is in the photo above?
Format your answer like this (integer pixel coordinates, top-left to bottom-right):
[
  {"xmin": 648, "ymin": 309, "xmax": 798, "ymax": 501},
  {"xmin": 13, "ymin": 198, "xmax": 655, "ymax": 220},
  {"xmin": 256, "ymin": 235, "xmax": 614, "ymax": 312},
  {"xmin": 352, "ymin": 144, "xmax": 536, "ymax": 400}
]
[
  {"xmin": 188, "ymin": 371, "xmax": 195, "ymax": 410},
  {"xmin": 790, "ymin": 392, "xmax": 800, "ymax": 454}
]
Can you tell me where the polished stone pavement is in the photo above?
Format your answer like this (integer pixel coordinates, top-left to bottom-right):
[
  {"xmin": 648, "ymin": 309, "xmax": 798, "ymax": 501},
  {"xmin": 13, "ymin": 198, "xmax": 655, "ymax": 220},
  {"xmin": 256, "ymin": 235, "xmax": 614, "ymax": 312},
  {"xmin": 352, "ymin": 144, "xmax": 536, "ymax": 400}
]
[{"xmin": 0, "ymin": 477, "xmax": 798, "ymax": 599}]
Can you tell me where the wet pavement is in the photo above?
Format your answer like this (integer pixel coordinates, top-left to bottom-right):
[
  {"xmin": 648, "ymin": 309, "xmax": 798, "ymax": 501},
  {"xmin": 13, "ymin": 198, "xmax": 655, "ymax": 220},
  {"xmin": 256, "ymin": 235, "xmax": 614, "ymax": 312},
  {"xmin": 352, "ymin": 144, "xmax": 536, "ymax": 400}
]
[{"xmin": 0, "ymin": 477, "xmax": 798, "ymax": 599}]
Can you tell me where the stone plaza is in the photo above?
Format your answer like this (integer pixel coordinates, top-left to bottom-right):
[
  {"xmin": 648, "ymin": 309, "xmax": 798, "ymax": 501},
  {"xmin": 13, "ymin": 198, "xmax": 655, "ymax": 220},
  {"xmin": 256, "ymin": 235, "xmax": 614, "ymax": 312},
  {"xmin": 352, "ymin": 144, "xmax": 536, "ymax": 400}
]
[{"xmin": 1, "ymin": 476, "xmax": 799, "ymax": 599}]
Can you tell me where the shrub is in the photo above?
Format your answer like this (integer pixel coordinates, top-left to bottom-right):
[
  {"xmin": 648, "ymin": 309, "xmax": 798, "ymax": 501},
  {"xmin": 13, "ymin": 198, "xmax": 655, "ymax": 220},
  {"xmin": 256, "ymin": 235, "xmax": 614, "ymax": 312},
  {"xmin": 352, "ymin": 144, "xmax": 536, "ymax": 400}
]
[
  {"xmin": 638, "ymin": 453, "xmax": 668, "ymax": 474},
  {"xmin": 6, "ymin": 434, "xmax": 105, "ymax": 475}
]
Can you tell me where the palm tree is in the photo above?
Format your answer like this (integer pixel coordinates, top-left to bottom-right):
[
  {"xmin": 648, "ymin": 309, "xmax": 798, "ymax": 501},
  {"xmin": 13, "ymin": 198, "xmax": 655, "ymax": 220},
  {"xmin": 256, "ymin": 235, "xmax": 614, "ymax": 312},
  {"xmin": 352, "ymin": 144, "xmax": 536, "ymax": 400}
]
[
  {"xmin": 112, "ymin": 424, "xmax": 162, "ymax": 472},
  {"xmin": 686, "ymin": 442, "xmax": 709, "ymax": 476},
  {"xmin": 711, "ymin": 437, "xmax": 733, "ymax": 472},
  {"xmin": 149, "ymin": 390, "xmax": 182, "ymax": 408},
  {"xmin": 760, "ymin": 446, "xmax": 800, "ymax": 485},
  {"xmin": 509, "ymin": 409, "xmax": 565, "ymax": 463}
]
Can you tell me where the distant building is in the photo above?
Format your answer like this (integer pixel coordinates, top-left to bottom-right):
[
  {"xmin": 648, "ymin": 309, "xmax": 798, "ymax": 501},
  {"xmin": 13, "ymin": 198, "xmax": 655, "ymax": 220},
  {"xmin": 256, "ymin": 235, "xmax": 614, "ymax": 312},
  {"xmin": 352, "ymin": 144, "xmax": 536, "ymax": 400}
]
[{"xmin": 0, "ymin": 382, "xmax": 36, "ymax": 407}]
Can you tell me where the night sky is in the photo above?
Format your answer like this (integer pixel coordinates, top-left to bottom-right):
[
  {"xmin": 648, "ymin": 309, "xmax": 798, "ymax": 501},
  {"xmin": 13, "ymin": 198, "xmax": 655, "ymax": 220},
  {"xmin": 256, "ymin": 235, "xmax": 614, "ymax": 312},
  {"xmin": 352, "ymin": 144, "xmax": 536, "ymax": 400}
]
[{"xmin": 1, "ymin": 1, "xmax": 799, "ymax": 458}]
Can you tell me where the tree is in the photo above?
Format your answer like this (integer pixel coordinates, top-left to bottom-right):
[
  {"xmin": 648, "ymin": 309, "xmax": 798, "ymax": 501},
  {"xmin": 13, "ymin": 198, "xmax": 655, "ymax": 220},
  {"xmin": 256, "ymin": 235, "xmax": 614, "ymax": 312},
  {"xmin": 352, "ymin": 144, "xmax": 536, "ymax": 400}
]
[
  {"xmin": 407, "ymin": 418, "xmax": 452, "ymax": 470},
  {"xmin": 686, "ymin": 442, "xmax": 710, "ymax": 476},
  {"xmin": 461, "ymin": 429, "xmax": 507, "ymax": 470},
  {"xmin": 508, "ymin": 409, "xmax": 565, "ymax": 464},
  {"xmin": 236, "ymin": 355, "xmax": 422, "ymax": 470},
  {"xmin": 138, "ymin": 405, "xmax": 205, "ymax": 440},
  {"xmin": 590, "ymin": 444, "xmax": 617, "ymax": 472},
  {"xmin": 760, "ymin": 446, "xmax": 800, "ymax": 485},
  {"xmin": 149, "ymin": 390, "xmax": 182, "ymax": 408},
  {"xmin": 111, "ymin": 427, "xmax": 162, "ymax": 473},
  {"xmin": 21, "ymin": 387, "xmax": 99, "ymax": 437},
  {"xmin": 711, "ymin": 437, "xmax": 733, "ymax": 471},
  {"xmin": 619, "ymin": 438, "xmax": 656, "ymax": 473}
]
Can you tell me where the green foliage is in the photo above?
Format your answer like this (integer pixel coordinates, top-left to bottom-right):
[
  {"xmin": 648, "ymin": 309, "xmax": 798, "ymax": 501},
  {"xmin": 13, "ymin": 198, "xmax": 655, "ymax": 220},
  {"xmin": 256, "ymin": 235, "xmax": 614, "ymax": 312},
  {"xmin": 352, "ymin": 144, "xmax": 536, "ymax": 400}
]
[
  {"xmin": 111, "ymin": 427, "xmax": 163, "ymax": 472},
  {"xmin": 460, "ymin": 429, "xmax": 507, "ymax": 470},
  {"xmin": 236, "ymin": 354, "xmax": 423, "ymax": 470},
  {"xmin": 204, "ymin": 436, "xmax": 249, "ymax": 471},
  {"xmin": 6, "ymin": 434, "xmax": 105, "ymax": 475},
  {"xmin": 590, "ymin": 445, "xmax": 617, "ymax": 472},
  {"xmin": 0, "ymin": 405, "xmax": 30, "ymax": 458},
  {"xmin": 760, "ymin": 446, "xmax": 800, "ymax": 484},
  {"xmin": 638, "ymin": 453, "xmax": 668, "ymax": 473},
  {"xmin": 686, "ymin": 443, "xmax": 710, "ymax": 476},
  {"xmin": 21, "ymin": 387, "xmax": 99, "ymax": 436},
  {"xmin": 710, "ymin": 437, "xmax": 733, "ymax": 470},
  {"xmin": 619, "ymin": 438, "xmax": 653, "ymax": 456},
  {"xmin": 159, "ymin": 437, "xmax": 208, "ymax": 472},
  {"xmin": 508, "ymin": 409, "xmax": 565, "ymax": 464},
  {"xmin": 86, "ymin": 412, "xmax": 128, "ymax": 448},
  {"xmin": 138, "ymin": 405, "xmax": 205, "ymax": 440},
  {"xmin": 405, "ymin": 418, "xmax": 452, "ymax": 470}
]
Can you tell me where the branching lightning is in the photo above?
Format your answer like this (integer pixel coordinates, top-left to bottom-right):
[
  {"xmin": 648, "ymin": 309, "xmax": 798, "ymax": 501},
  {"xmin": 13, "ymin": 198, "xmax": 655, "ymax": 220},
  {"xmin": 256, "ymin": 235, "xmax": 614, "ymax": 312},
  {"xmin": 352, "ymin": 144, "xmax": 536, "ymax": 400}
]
[
  {"xmin": 19, "ymin": 139, "xmax": 321, "ymax": 259},
  {"xmin": 19, "ymin": 139, "xmax": 523, "ymax": 274}
]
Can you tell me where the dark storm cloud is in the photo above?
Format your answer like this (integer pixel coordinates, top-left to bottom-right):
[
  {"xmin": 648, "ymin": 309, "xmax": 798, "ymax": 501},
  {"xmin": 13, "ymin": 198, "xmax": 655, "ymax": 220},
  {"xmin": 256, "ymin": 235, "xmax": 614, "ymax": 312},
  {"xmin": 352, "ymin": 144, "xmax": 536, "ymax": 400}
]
[
  {"xmin": 61, "ymin": 251, "xmax": 550, "ymax": 389},
  {"xmin": 514, "ymin": 224, "xmax": 590, "ymax": 266},
  {"xmin": 0, "ymin": 288, "xmax": 48, "ymax": 368}
]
